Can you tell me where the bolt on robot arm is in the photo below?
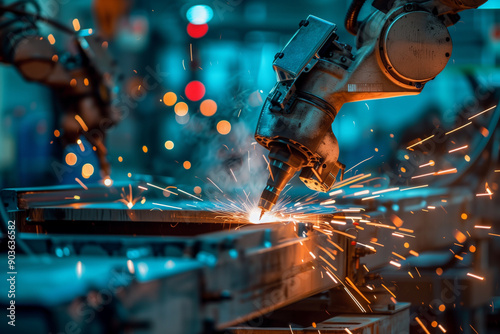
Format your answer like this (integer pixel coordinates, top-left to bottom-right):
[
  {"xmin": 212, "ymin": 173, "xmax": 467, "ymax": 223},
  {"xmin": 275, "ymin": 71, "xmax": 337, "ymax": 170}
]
[{"xmin": 256, "ymin": 0, "xmax": 488, "ymax": 217}]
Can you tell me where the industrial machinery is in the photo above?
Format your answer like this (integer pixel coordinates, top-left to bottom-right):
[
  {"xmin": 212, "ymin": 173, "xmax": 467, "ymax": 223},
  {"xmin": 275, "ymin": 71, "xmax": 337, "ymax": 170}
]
[
  {"xmin": 0, "ymin": 0, "xmax": 120, "ymax": 179},
  {"xmin": 256, "ymin": 0, "xmax": 488, "ymax": 216},
  {"xmin": 1, "ymin": 0, "xmax": 499, "ymax": 333}
]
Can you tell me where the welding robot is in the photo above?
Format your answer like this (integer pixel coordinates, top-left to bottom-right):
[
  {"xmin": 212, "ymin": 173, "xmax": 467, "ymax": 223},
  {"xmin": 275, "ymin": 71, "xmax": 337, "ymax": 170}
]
[
  {"xmin": 0, "ymin": 0, "xmax": 122, "ymax": 182},
  {"xmin": 256, "ymin": 0, "xmax": 489, "ymax": 218}
]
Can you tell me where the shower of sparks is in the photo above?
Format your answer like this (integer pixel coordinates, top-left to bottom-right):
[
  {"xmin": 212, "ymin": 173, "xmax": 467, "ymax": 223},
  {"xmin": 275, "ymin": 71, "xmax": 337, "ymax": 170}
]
[
  {"xmin": 147, "ymin": 182, "xmax": 178, "ymax": 195},
  {"xmin": 400, "ymin": 184, "xmax": 428, "ymax": 191},
  {"xmin": 207, "ymin": 177, "xmax": 224, "ymax": 193},
  {"xmin": 345, "ymin": 277, "xmax": 371, "ymax": 304},
  {"xmin": 152, "ymin": 202, "xmax": 182, "ymax": 210},
  {"xmin": 406, "ymin": 135, "xmax": 434, "ymax": 149},
  {"xmin": 470, "ymin": 325, "xmax": 479, "ymax": 334},
  {"xmin": 372, "ymin": 187, "xmax": 399, "ymax": 195},
  {"xmin": 411, "ymin": 168, "xmax": 457, "ymax": 179},
  {"xmin": 466, "ymin": 273, "xmax": 484, "ymax": 280},
  {"xmin": 117, "ymin": 184, "xmax": 142, "ymax": 209},
  {"xmin": 474, "ymin": 225, "xmax": 491, "ymax": 229},
  {"xmin": 329, "ymin": 189, "xmax": 343, "ymax": 196},
  {"xmin": 229, "ymin": 168, "xmax": 238, "ymax": 183},
  {"xmin": 448, "ymin": 145, "xmax": 468, "ymax": 153},
  {"xmin": 353, "ymin": 190, "xmax": 369, "ymax": 196},
  {"xmin": 419, "ymin": 160, "xmax": 435, "ymax": 168},
  {"xmin": 415, "ymin": 317, "xmax": 431, "ymax": 334},
  {"xmin": 74, "ymin": 115, "xmax": 89, "ymax": 131},
  {"xmin": 75, "ymin": 177, "xmax": 88, "ymax": 190},
  {"xmin": 468, "ymin": 105, "xmax": 496, "ymax": 120},
  {"xmin": 445, "ymin": 121, "xmax": 471, "ymax": 135},
  {"xmin": 344, "ymin": 155, "xmax": 373, "ymax": 174},
  {"xmin": 178, "ymin": 188, "xmax": 203, "ymax": 201},
  {"xmin": 262, "ymin": 154, "xmax": 274, "ymax": 181},
  {"xmin": 389, "ymin": 260, "xmax": 401, "ymax": 268}
]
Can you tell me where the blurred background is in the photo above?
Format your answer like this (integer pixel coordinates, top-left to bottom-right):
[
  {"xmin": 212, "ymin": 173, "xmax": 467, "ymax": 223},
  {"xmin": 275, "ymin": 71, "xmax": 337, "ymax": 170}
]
[{"xmin": 0, "ymin": 0, "xmax": 498, "ymax": 199}]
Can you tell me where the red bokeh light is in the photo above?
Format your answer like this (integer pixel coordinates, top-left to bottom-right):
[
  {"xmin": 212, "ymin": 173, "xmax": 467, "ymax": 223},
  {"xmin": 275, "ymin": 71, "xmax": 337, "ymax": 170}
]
[
  {"xmin": 187, "ymin": 23, "xmax": 208, "ymax": 39},
  {"xmin": 185, "ymin": 81, "xmax": 206, "ymax": 101}
]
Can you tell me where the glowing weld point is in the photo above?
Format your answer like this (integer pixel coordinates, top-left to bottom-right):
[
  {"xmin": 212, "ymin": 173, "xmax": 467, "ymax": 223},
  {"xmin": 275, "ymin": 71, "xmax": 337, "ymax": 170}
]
[
  {"xmin": 104, "ymin": 178, "xmax": 113, "ymax": 187},
  {"xmin": 248, "ymin": 208, "xmax": 280, "ymax": 224}
]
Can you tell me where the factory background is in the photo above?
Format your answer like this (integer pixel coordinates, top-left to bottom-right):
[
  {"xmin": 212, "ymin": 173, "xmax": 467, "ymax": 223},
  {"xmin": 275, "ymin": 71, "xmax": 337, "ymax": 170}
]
[
  {"xmin": 0, "ymin": 1, "xmax": 499, "ymax": 333},
  {"xmin": 0, "ymin": 0, "xmax": 498, "ymax": 193}
]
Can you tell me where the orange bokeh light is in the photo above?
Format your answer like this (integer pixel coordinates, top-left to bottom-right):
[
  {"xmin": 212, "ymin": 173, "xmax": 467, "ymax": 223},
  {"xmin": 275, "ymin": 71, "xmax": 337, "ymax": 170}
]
[
  {"xmin": 175, "ymin": 102, "xmax": 189, "ymax": 116},
  {"xmin": 65, "ymin": 153, "xmax": 77, "ymax": 166},
  {"xmin": 217, "ymin": 120, "xmax": 231, "ymax": 135},
  {"xmin": 200, "ymin": 99, "xmax": 217, "ymax": 117}
]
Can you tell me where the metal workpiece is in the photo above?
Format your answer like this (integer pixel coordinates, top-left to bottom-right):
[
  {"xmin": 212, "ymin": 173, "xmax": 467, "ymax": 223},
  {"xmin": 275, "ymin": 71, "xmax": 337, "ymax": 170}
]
[
  {"xmin": 202, "ymin": 223, "xmax": 346, "ymax": 330},
  {"xmin": 2, "ymin": 199, "xmax": 348, "ymax": 334},
  {"xmin": 230, "ymin": 302, "xmax": 411, "ymax": 333}
]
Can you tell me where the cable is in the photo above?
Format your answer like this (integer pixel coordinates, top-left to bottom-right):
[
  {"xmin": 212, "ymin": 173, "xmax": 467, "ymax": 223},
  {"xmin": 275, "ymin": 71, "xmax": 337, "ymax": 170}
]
[
  {"xmin": 344, "ymin": 0, "xmax": 367, "ymax": 35},
  {"xmin": 0, "ymin": 5, "xmax": 74, "ymax": 35}
]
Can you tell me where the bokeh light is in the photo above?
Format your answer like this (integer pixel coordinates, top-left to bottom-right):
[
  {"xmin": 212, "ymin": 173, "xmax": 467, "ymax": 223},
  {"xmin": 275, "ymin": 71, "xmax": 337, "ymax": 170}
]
[
  {"xmin": 187, "ymin": 23, "xmax": 208, "ymax": 39},
  {"xmin": 200, "ymin": 99, "xmax": 217, "ymax": 117},
  {"xmin": 163, "ymin": 92, "xmax": 177, "ymax": 106},
  {"xmin": 185, "ymin": 81, "xmax": 205, "ymax": 101},
  {"xmin": 54, "ymin": 129, "xmax": 60, "ymax": 137},
  {"xmin": 72, "ymin": 18, "xmax": 80, "ymax": 32},
  {"xmin": 142, "ymin": 145, "xmax": 148, "ymax": 153},
  {"xmin": 183, "ymin": 161, "xmax": 191, "ymax": 170},
  {"xmin": 176, "ymin": 113, "xmax": 190, "ymax": 125},
  {"xmin": 65, "ymin": 153, "xmax": 77, "ymax": 166},
  {"xmin": 194, "ymin": 186, "xmax": 202, "ymax": 194},
  {"xmin": 82, "ymin": 163, "xmax": 94, "ymax": 179},
  {"xmin": 175, "ymin": 102, "xmax": 189, "ymax": 116},
  {"xmin": 118, "ymin": 156, "xmax": 123, "ymax": 162},
  {"xmin": 186, "ymin": 5, "xmax": 213, "ymax": 25},
  {"xmin": 217, "ymin": 120, "xmax": 231, "ymax": 135},
  {"xmin": 165, "ymin": 140, "xmax": 174, "ymax": 150},
  {"xmin": 104, "ymin": 177, "xmax": 113, "ymax": 186}
]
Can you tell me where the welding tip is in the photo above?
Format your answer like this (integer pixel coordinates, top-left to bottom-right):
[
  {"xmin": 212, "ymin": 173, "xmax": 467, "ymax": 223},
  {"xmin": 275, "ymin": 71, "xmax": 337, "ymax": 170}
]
[
  {"xmin": 258, "ymin": 155, "xmax": 301, "ymax": 214},
  {"xmin": 259, "ymin": 210, "xmax": 265, "ymax": 221}
]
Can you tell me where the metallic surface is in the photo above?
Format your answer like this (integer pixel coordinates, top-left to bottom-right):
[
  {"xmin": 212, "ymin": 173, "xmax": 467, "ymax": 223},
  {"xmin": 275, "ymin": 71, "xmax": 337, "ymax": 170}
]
[
  {"xmin": 381, "ymin": 10, "xmax": 453, "ymax": 83},
  {"xmin": 230, "ymin": 303, "xmax": 410, "ymax": 333},
  {"xmin": 1, "ymin": 187, "xmax": 348, "ymax": 334}
]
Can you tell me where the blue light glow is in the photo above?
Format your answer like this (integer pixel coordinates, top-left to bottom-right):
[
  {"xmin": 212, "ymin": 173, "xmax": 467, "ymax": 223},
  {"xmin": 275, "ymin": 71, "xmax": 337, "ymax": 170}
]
[{"xmin": 186, "ymin": 5, "xmax": 214, "ymax": 25}]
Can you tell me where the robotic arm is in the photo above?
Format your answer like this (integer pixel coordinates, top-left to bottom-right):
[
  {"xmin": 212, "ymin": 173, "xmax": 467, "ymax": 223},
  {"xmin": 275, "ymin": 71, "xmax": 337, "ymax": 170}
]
[
  {"xmin": 0, "ymin": 1, "xmax": 120, "ymax": 179},
  {"xmin": 256, "ymin": 0, "xmax": 488, "ymax": 217}
]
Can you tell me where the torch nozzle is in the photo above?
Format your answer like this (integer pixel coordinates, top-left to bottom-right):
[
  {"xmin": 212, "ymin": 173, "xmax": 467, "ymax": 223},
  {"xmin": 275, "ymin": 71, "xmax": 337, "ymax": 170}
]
[{"xmin": 257, "ymin": 154, "xmax": 301, "ymax": 215}]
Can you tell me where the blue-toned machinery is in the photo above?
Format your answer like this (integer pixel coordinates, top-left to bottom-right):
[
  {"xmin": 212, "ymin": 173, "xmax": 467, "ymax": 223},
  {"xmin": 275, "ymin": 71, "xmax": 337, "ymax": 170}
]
[{"xmin": 1, "ymin": 0, "xmax": 499, "ymax": 333}]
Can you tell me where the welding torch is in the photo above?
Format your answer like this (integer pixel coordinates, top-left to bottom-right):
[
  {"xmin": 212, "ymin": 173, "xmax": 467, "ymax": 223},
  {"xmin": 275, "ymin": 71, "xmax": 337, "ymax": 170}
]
[{"xmin": 256, "ymin": 0, "xmax": 488, "ymax": 217}]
